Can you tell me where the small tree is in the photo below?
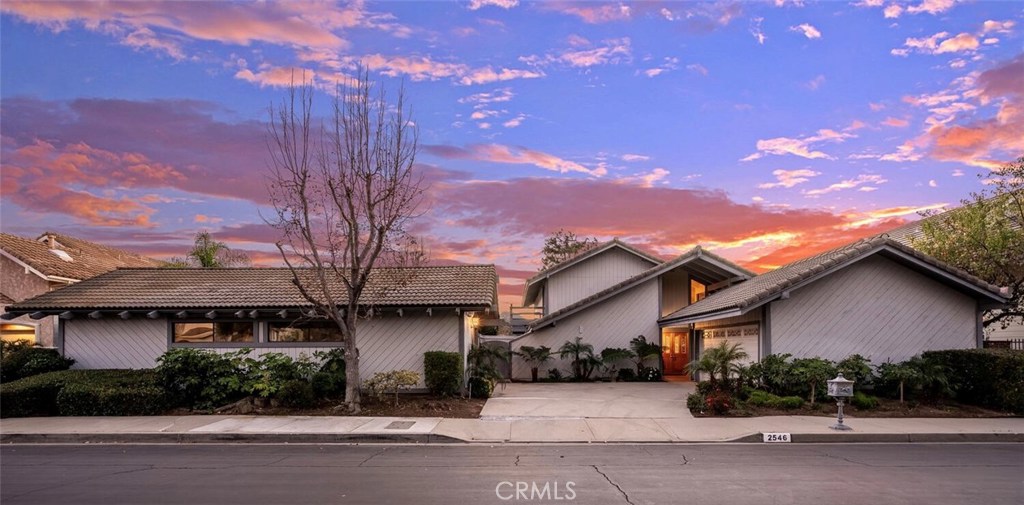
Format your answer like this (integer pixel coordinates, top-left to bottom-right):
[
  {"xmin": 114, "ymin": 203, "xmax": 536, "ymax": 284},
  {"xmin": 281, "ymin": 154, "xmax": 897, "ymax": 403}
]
[
  {"xmin": 515, "ymin": 345, "xmax": 552, "ymax": 382},
  {"xmin": 688, "ymin": 341, "xmax": 748, "ymax": 389},
  {"xmin": 877, "ymin": 360, "xmax": 922, "ymax": 404},
  {"xmin": 629, "ymin": 335, "xmax": 661, "ymax": 375},
  {"xmin": 540, "ymin": 229, "xmax": 598, "ymax": 270},
  {"xmin": 558, "ymin": 337, "xmax": 596, "ymax": 381},
  {"xmin": 168, "ymin": 231, "xmax": 251, "ymax": 267},
  {"xmin": 265, "ymin": 71, "xmax": 425, "ymax": 413},
  {"xmin": 791, "ymin": 357, "xmax": 835, "ymax": 405},
  {"xmin": 836, "ymin": 354, "xmax": 875, "ymax": 388}
]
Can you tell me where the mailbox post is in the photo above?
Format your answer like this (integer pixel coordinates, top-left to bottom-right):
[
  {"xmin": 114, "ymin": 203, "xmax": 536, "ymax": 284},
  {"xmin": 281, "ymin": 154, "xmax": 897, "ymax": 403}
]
[{"xmin": 826, "ymin": 373, "xmax": 854, "ymax": 431}]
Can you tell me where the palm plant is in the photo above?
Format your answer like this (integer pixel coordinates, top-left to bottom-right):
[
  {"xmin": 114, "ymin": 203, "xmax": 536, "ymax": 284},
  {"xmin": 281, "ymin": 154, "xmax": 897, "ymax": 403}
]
[
  {"xmin": 467, "ymin": 343, "xmax": 509, "ymax": 387},
  {"xmin": 558, "ymin": 337, "xmax": 595, "ymax": 381},
  {"xmin": 515, "ymin": 345, "xmax": 552, "ymax": 382},
  {"xmin": 600, "ymin": 347, "xmax": 634, "ymax": 379},
  {"xmin": 689, "ymin": 341, "xmax": 748, "ymax": 390},
  {"xmin": 629, "ymin": 335, "xmax": 661, "ymax": 375}
]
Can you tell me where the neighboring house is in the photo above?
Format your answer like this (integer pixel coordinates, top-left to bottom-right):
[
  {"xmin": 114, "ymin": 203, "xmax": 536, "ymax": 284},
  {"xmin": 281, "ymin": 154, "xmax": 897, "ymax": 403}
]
[
  {"xmin": 513, "ymin": 236, "xmax": 1008, "ymax": 381},
  {"xmin": 512, "ymin": 240, "xmax": 755, "ymax": 380},
  {"xmin": 0, "ymin": 232, "xmax": 163, "ymax": 346},
  {"xmin": 2, "ymin": 266, "xmax": 497, "ymax": 387}
]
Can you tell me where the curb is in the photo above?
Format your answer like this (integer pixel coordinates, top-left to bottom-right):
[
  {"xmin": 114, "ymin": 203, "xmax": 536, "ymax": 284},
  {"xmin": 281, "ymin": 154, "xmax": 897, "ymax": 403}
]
[{"xmin": 0, "ymin": 432, "xmax": 465, "ymax": 445}]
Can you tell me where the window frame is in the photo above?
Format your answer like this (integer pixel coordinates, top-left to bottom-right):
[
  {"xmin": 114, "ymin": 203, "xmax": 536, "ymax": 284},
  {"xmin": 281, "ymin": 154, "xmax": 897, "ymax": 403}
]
[
  {"xmin": 167, "ymin": 320, "xmax": 257, "ymax": 348},
  {"xmin": 264, "ymin": 319, "xmax": 346, "ymax": 347}
]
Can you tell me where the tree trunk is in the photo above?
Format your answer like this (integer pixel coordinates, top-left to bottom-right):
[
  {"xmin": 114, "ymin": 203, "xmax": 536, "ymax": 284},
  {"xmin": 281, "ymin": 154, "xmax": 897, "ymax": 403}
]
[
  {"xmin": 899, "ymin": 381, "xmax": 905, "ymax": 404},
  {"xmin": 809, "ymin": 383, "xmax": 816, "ymax": 405},
  {"xmin": 531, "ymin": 367, "xmax": 538, "ymax": 382},
  {"xmin": 344, "ymin": 318, "xmax": 361, "ymax": 413}
]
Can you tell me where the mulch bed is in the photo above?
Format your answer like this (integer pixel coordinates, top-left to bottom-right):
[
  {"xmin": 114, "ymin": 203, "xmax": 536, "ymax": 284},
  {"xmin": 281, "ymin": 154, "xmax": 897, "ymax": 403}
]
[
  {"xmin": 203, "ymin": 394, "xmax": 486, "ymax": 418},
  {"xmin": 693, "ymin": 397, "xmax": 1015, "ymax": 418}
]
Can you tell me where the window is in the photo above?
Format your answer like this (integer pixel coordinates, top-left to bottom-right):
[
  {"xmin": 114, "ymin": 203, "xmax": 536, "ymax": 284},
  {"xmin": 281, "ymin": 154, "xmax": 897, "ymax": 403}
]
[
  {"xmin": 269, "ymin": 320, "xmax": 344, "ymax": 343},
  {"xmin": 1, "ymin": 323, "xmax": 37, "ymax": 344},
  {"xmin": 172, "ymin": 322, "xmax": 254, "ymax": 343},
  {"xmin": 690, "ymin": 279, "xmax": 707, "ymax": 304}
]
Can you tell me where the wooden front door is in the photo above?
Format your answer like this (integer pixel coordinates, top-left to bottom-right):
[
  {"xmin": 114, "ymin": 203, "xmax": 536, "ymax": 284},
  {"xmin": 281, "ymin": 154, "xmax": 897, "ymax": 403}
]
[{"xmin": 662, "ymin": 329, "xmax": 689, "ymax": 378}]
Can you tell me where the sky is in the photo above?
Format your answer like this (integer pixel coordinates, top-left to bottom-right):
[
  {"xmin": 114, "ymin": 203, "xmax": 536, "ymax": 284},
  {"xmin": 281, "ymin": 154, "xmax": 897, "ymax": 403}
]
[{"xmin": 1, "ymin": 0, "xmax": 1022, "ymax": 311}]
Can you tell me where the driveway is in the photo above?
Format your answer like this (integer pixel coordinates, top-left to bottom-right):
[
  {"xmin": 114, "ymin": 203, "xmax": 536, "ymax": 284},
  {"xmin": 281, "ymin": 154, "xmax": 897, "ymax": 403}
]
[{"xmin": 479, "ymin": 381, "xmax": 695, "ymax": 419}]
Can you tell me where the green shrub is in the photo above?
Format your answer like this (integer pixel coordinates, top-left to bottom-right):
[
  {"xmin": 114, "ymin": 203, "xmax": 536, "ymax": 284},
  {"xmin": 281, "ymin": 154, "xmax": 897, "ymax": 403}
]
[
  {"xmin": 1, "ymin": 345, "xmax": 75, "ymax": 382},
  {"xmin": 696, "ymin": 381, "xmax": 717, "ymax": 396},
  {"xmin": 155, "ymin": 348, "xmax": 251, "ymax": 410},
  {"xmin": 363, "ymin": 370, "xmax": 421, "ymax": 406},
  {"xmin": 0, "ymin": 370, "xmax": 73, "ymax": 417},
  {"xmin": 547, "ymin": 368, "xmax": 564, "ymax": 381},
  {"xmin": 616, "ymin": 368, "xmax": 636, "ymax": 381},
  {"xmin": 746, "ymin": 390, "xmax": 780, "ymax": 407},
  {"xmin": 922, "ymin": 349, "xmax": 1024, "ymax": 414},
  {"xmin": 467, "ymin": 376, "xmax": 493, "ymax": 399},
  {"xmin": 851, "ymin": 391, "xmax": 879, "ymax": 410},
  {"xmin": 640, "ymin": 366, "xmax": 662, "ymax": 382},
  {"xmin": 56, "ymin": 371, "xmax": 166, "ymax": 416},
  {"xmin": 791, "ymin": 357, "xmax": 836, "ymax": 404},
  {"xmin": 423, "ymin": 351, "xmax": 463, "ymax": 396},
  {"xmin": 746, "ymin": 353, "xmax": 795, "ymax": 395},
  {"xmin": 243, "ymin": 352, "xmax": 313, "ymax": 399},
  {"xmin": 686, "ymin": 392, "xmax": 706, "ymax": 412},
  {"xmin": 312, "ymin": 349, "xmax": 346, "ymax": 397},
  {"xmin": 836, "ymin": 354, "xmax": 875, "ymax": 389},
  {"xmin": 775, "ymin": 396, "xmax": 805, "ymax": 409},
  {"xmin": 277, "ymin": 379, "xmax": 317, "ymax": 409}
]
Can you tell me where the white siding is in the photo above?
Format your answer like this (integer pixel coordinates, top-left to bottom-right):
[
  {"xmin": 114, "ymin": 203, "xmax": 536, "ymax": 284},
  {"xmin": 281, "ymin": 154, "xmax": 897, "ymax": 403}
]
[
  {"xmin": 546, "ymin": 248, "xmax": 656, "ymax": 313},
  {"xmin": 986, "ymin": 320, "xmax": 1024, "ymax": 341},
  {"xmin": 660, "ymin": 270, "xmax": 689, "ymax": 317},
  {"xmin": 63, "ymin": 313, "xmax": 461, "ymax": 387},
  {"xmin": 65, "ymin": 319, "xmax": 166, "ymax": 369},
  {"xmin": 512, "ymin": 279, "xmax": 660, "ymax": 380},
  {"xmin": 770, "ymin": 255, "xmax": 977, "ymax": 363}
]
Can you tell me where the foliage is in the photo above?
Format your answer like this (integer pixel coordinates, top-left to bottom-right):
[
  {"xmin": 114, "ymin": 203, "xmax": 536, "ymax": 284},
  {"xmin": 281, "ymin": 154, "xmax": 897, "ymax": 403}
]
[
  {"xmin": 0, "ymin": 344, "xmax": 75, "ymax": 382},
  {"xmin": 155, "ymin": 348, "xmax": 252, "ymax": 410},
  {"xmin": 242, "ymin": 352, "xmax": 315, "ymax": 399},
  {"xmin": 477, "ymin": 325, "xmax": 500, "ymax": 336},
  {"xmin": 875, "ymin": 356, "xmax": 951, "ymax": 404},
  {"xmin": 851, "ymin": 391, "xmax": 879, "ymax": 410},
  {"xmin": 790, "ymin": 357, "xmax": 836, "ymax": 405},
  {"xmin": 362, "ymin": 370, "xmax": 421, "ymax": 406},
  {"xmin": 616, "ymin": 368, "xmax": 637, "ymax": 381},
  {"xmin": 546, "ymin": 368, "xmax": 564, "ymax": 381},
  {"xmin": 921, "ymin": 349, "xmax": 1024, "ymax": 414},
  {"xmin": 600, "ymin": 347, "xmax": 634, "ymax": 378},
  {"xmin": 559, "ymin": 337, "xmax": 598, "ymax": 381},
  {"xmin": 836, "ymin": 354, "xmax": 875, "ymax": 389},
  {"xmin": 515, "ymin": 345, "xmax": 552, "ymax": 382},
  {"xmin": 265, "ymin": 70, "xmax": 426, "ymax": 413},
  {"xmin": 639, "ymin": 366, "xmax": 662, "ymax": 382},
  {"xmin": 775, "ymin": 396, "xmax": 805, "ymax": 409},
  {"xmin": 167, "ymin": 231, "xmax": 251, "ymax": 268},
  {"xmin": 744, "ymin": 390, "xmax": 804, "ymax": 410},
  {"xmin": 704, "ymin": 389, "xmax": 733, "ymax": 415},
  {"xmin": 424, "ymin": 351, "xmax": 464, "ymax": 397},
  {"xmin": 277, "ymin": 379, "xmax": 317, "ymax": 409},
  {"xmin": 629, "ymin": 335, "xmax": 661, "ymax": 375},
  {"xmin": 467, "ymin": 376, "xmax": 493, "ymax": 399},
  {"xmin": 467, "ymin": 344, "xmax": 509, "ymax": 389},
  {"xmin": 913, "ymin": 157, "xmax": 1024, "ymax": 330},
  {"xmin": 746, "ymin": 353, "xmax": 795, "ymax": 395},
  {"xmin": 312, "ymin": 348, "xmax": 346, "ymax": 397},
  {"xmin": 688, "ymin": 341, "xmax": 748, "ymax": 390},
  {"xmin": 540, "ymin": 229, "xmax": 598, "ymax": 270},
  {"xmin": 1, "ymin": 370, "xmax": 164, "ymax": 418},
  {"xmin": 686, "ymin": 392, "xmax": 706, "ymax": 412}
]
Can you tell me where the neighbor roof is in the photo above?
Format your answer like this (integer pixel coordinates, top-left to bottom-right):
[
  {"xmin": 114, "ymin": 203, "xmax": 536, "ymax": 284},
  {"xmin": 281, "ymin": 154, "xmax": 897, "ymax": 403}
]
[
  {"xmin": 5, "ymin": 265, "xmax": 497, "ymax": 313},
  {"xmin": 522, "ymin": 245, "xmax": 754, "ymax": 334},
  {"xmin": 0, "ymin": 232, "xmax": 163, "ymax": 281},
  {"xmin": 660, "ymin": 236, "xmax": 1007, "ymax": 325}
]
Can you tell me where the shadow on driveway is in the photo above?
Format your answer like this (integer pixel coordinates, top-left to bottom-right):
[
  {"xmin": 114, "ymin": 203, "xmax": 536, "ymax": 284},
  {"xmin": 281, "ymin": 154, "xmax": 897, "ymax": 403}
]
[{"xmin": 479, "ymin": 381, "xmax": 695, "ymax": 420}]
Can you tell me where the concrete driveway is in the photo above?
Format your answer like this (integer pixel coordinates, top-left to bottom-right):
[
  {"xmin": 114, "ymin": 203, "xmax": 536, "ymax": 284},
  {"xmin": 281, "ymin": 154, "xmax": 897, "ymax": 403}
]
[{"xmin": 479, "ymin": 381, "xmax": 695, "ymax": 419}]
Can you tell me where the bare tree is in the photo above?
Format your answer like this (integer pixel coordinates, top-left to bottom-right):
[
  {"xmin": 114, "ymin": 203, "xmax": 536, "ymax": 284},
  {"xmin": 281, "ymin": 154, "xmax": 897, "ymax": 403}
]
[{"xmin": 265, "ymin": 71, "xmax": 425, "ymax": 412}]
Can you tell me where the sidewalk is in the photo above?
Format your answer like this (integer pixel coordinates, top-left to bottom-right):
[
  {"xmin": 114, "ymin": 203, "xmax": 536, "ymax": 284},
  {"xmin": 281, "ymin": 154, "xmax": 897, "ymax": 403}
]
[{"xmin": 3, "ymin": 414, "xmax": 1023, "ymax": 444}]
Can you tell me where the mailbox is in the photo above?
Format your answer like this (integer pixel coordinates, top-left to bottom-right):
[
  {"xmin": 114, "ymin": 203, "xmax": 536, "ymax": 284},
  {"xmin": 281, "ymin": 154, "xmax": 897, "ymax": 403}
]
[{"xmin": 827, "ymin": 373, "xmax": 854, "ymax": 397}]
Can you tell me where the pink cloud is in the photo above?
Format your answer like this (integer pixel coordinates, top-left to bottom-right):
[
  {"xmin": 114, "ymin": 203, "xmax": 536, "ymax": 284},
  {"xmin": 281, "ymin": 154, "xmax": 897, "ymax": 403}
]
[
  {"xmin": 423, "ymin": 144, "xmax": 606, "ymax": 176},
  {"xmin": 539, "ymin": 2, "xmax": 632, "ymax": 23}
]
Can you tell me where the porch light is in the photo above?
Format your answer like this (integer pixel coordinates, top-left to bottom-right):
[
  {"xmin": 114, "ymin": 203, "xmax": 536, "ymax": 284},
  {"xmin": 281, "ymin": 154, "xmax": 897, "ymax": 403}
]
[{"xmin": 826, "ymin": 373, "xmax": 854, "ymax": 431}]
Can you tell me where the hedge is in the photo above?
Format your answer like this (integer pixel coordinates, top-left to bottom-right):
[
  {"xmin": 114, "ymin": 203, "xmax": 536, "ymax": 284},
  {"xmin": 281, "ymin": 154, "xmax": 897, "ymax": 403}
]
[
  {"xmin": 1, "ymin": 369, "xmax": 166, "ymax": 418},
  {"xmin": 424, "ymin": 351, "xmax": 463, "ymax": 396},
  {"xmin": 921, "ymin": 349, "xmax": 1024, "ymax": 414},
  {"xmin": 0, "ymin": 345, "xmax": 75, "ymax": 383}
]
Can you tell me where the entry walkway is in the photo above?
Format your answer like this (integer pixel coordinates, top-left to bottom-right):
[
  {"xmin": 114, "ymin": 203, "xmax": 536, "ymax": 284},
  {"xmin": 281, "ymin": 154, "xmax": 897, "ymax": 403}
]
[{"xmin": 479, "ymin": 382, "xmax": 696, "ymax": 420}]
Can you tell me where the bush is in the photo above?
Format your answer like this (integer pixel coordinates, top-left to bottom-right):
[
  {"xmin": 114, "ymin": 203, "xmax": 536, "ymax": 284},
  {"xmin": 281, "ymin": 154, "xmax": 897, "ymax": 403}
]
[
  {"xmin": 791, "ymin": 357, "xmax": 836, "ymax": 404},
  {"xmin": 851, "ymin": 391, "xmax": 879, "ymax": 410},
  {"xmin": 423, "ymin": 351, "xmax": 463, "ymax": 397},
  {"xmin": 547, "ymin": 368, "xmax": 564, "ymax": 381},
  {"xmin": 56, "ymin": 371, "xmax": 166, "ymax": 416},
  {"xmin": 1, "ymin": 345, "xmax": 75, "ymax": 382},
  {"xmin": 704, "ymin": 390, "xmax": 733, "ymax": 415},
  {"xmin": 616, "ymin": 368, "xmax": 636, "ymax": 382},
  {"xmin": 775, "ymin": 396, "xmax": 805, "ymax": 409},
  {"xmin": 312, "ymin": 349, "xmax": 346, "ymax": 397},
  {"xmin": 243, "ymin": 352, "xmax": 314, "ymax": 399},
  {"xmin": 686, "ymin": 392, "xmax": 706, "ymax": 412},
  {"xmin": 277, "ymin": 379, "xmax": 317, "ymax": 409},
  {"xmin": 746, "ymin": 390, "xmax": 779, "ymax": 407},
  {"xmin": 922, "ymin": 349, "xmax": 1024, "ymax": 414},
  {"xmin": 467, "ymin": 376, "xmax": 493, "ymax": 399},
  {"xmin": 696, "ymin": 381, "xmax": 717, "ymax": 396},
  {"xmin": 155, "ymin": 348, "xmax": 251, "ymax": 410},
  {"xmin": 639, "ymin": 366, "xmax": 662, "ymax": 382},
  {"xmin": 836, "ymin": 354, "xmax": 876, "ymax": 389},
  {"xmin": 363, "ymin": 370, "xmax": 421, "ymax": 406},
  {"xmin": 1, "ymin": 370, "xmax": 164, "ymax": 418}
]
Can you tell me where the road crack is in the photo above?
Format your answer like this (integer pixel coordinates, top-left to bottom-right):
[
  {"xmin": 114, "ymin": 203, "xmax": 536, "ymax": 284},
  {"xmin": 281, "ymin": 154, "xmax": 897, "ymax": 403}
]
[
  {"xmin": 358, "ymin": 447, "xmax": 387, "ymax": 467},
  {"xmin": 592, "ymin": 465, "xmax": 635, "ymax": 505},
  {"xmin": 514, "ymin": 455, "xmax": 520, "ymax": 466}
]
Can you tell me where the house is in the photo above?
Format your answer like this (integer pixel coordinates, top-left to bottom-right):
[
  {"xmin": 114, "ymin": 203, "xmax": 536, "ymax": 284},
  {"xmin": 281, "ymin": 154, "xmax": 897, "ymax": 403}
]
[
  {"xmin": 1, "ymin": 265, "xmax": 497, "ymax": 386},
  {"xmin": 512, "ymin": 236, "xmax": 1008, "ymax": 381},
  {"xmin": 0, "ymin": 232, "xmax": 163, "ymax": 346}
]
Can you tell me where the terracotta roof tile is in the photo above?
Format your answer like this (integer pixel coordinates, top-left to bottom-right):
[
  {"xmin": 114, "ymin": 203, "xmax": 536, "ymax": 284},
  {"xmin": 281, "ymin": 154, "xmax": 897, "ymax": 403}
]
[{"xmin": 0, "ymin": 232, "xmax": 163, "ymax": 280}]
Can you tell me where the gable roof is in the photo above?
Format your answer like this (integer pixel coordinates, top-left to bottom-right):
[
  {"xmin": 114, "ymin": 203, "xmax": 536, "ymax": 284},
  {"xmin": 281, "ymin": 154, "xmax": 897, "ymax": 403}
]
[
  {"xmin": 522, "ymin": 239, "xmax": 663, "ymax": 306},
  {"xmin": 4, "ymin": 265, "xmax": 497, "ymax": 313},
  {"xmin": 0, "ymin": 232, "xmax": 163, "ymax": 281},
  {"xmin": 659, "ymin": 236, "xmax": 1008, "ymax": 325},
  {"xmin": 521, "ymin": 245, "xmax": 754, "ymax": 334}
]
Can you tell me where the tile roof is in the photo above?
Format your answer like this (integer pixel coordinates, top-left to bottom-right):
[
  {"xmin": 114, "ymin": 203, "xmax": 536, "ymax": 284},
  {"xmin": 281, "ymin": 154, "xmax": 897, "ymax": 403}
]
[
  {"xmin": 0, "ymin": 293, "xmax": 15, "ymax": 306},
  {"xmin": 0, "ymin": 232, "xmax": 163, "ymax": 281},
  {"xmin": 7, "ymin": 265, "xmax": 497, "ymax": 312},
  {"xmin": 660, "ymin": 236, "xmax": 1007, "ymax": 324},
  {"xmin": 524, "ymin": 245, "xmax": 754, "ymax": 332}
]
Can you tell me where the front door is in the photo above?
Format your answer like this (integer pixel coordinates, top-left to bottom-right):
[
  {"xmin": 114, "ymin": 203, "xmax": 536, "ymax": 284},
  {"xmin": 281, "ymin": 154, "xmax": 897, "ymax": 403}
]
[{"xmin": 662, "ymin": 329, "xmax": 689, "ymax": 378}]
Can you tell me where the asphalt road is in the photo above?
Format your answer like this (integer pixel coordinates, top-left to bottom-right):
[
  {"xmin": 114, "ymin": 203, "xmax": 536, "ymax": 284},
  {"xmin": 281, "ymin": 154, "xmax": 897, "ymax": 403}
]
[{"xmin": 1, "ymin": 443, "xmax": 1021, "ymax": 505}]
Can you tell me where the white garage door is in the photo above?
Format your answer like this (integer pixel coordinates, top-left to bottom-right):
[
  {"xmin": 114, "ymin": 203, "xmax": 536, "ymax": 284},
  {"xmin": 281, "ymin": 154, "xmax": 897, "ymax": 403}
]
[{"xmin": 702, "ymin": 324, "xmax": 759, "ymax": 366}]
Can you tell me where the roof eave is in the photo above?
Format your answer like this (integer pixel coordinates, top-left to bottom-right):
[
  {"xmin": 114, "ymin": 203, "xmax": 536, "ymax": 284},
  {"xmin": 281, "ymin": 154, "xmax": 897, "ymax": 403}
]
[{"xmin": 658, "ymin": 307, "xmax": 745, "ymax": 326}]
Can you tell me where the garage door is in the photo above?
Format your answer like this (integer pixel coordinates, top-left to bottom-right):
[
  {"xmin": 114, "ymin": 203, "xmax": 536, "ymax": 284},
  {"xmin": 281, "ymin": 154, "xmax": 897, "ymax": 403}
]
[{"xmin": 702, "ymin": 324, "xmax": 759, "ymax": 366}]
